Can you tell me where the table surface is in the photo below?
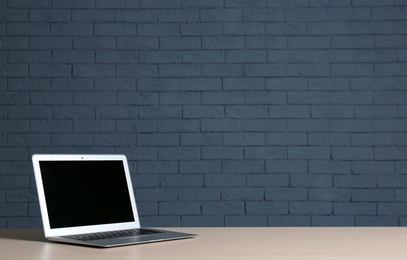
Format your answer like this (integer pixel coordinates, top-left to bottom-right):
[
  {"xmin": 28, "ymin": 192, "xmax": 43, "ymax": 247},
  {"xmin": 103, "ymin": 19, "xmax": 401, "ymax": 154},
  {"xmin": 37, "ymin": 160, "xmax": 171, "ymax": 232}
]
[{"xmin": 1, "ymin": 227, "xmax": 407, "ymax": 260}]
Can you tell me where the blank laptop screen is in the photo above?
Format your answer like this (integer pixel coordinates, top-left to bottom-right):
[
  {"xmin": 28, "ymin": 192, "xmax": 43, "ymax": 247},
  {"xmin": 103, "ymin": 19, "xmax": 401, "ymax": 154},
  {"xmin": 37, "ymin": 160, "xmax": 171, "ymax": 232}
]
[{"xmin": 39, "ymin": 160, "xmax": 135, "ymax": 229}]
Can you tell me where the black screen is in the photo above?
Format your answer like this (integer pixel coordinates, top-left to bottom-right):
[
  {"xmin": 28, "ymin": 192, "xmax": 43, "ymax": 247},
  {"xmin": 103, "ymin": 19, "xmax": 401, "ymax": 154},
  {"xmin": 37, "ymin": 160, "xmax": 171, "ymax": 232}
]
[{"xmin": 40, "ymin": 160, "xmax": 135, "ymax": 229}]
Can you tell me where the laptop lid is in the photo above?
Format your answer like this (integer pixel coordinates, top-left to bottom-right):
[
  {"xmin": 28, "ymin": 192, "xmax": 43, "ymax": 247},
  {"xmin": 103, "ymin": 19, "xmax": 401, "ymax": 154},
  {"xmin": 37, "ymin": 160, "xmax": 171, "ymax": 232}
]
[{"xmin": 32, "ymin": 154, "xmax": 141, "ymax": 238}]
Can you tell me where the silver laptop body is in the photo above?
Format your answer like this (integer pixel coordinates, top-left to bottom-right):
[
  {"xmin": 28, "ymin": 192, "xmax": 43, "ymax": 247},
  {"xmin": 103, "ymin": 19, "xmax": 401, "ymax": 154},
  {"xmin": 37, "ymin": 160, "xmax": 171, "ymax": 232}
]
[{"xmin": 32, "ymin": 154, "xmax": 196, "ymax": 247}]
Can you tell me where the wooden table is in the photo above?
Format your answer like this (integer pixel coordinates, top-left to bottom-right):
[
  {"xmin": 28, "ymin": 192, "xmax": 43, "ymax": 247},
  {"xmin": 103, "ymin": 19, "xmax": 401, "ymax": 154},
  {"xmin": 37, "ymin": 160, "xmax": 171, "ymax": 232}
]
[{"xmin": 1, "ymin": 227, "xmax": 407, "ymax": 259}]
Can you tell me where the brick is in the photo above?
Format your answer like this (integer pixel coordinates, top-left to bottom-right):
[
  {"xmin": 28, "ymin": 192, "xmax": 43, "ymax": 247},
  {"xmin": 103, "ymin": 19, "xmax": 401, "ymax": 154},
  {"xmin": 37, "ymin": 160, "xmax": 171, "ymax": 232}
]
[
  {"xmin": 135, "ymin": 188, "xmax": 177, "ymax": 202},
  {"xmin": 308, "ymin": 133, "xmax": 350, "ymax": 146},
  {"xmin": 245, "ymin": 36, "xmax": 287, "ymax": 49},
  {"xmin": 31, "ymin": 92, "xmax": 73, "ymax": 105},
  {"xmin": 374, "ymin": 64, "xmax": 407, "ymax": 76},
  {"xmin": 222, "ymin": 187, "xmax": 264, "ymax": 201},
  {"xmin": 285, "ymin": 8, "xmax": 327, "ymax": 21},
  {"xmin": 290, "ymin": 202, "xmax": 332, "ymax": 215},
  {"xmin": 288, "ymin": 91, "xmax": 329, "ymax": 104},
  {"xmin": 202, "ymin": 64, "xmax": 244, "ymax": 77},
  {"xmin": 117, "ymin": 64, "xmax": 158, "ymax": 77},
  {"xmin": 225, "ymin": 215, "xmax": 267, "ymax": 227},
  {"xmin": 335, "ymin": 202, "xmax": 376, "ymax": 216},
  {"xmin": 328, "ymin": 7, "xmax": 371, "ymax": 21},
  {"xmin": 183, "ymin": 105, "xmax": 224, "ymax": 119},
  {"xmin": 244, "ymin": 119, "xmax": 286, "ymax": 132},
  {"xmin": 246, "ymin": 201, "xmax": 288, "ymax": 215},
  {"xmin": 181, "ymin": 216, "xmax": 224, "ymax": 227},
  {"xmin": 226, "ymin": 50, "xmax": 267, "ymax": 63},
  {"xmin": 223, "ymin": 78, "xmax": 264, "ymax": 91},
  {"xmin": 117, "ymin": 92, "xmax": 158, "ymax": 105},
  {"xmin": 247, "ymin": 174, "xmax": 289, "ymax": 187},
  {"xmin": 158, "ymin": 147, "xmax": 200, "ymax": 160},
  {"xmin": 224, "ymin": 133, "xmax": 265, "ymax": 146},
  {"xmin": 52, "ymin": 78, "xmax": 93, "ymax": 91},
  {"xmin": 356, "ymin": 105, "xmax": 397, "ymax": 119},
  {"xmin": 180, "ymin": 133, "xmax": 222, "ymax": 146},
  {"xmin": 0, "ymin": 9, "xmax": 27, "ymax": 22},
  {"xmin": 311, "ymin": 105, "xmax": 353, "ymax": 118},
  {"xmin": 331, "ymin": 119, "xmax": 372, "ymax": 132},
  {"xmin": 55, "ymin": 105, "xmax": 95, "ymax": 119},
  {"xmin": 313, "ymin": 216, "xmax": 354, "ymax": 227},
  {"xmin": 266, "ymin": 78, "xmax": 307, "ymax": 90},
  {"xmin": 289, "ymin": 36, "xmax": 331, "ymax": 49},
  {"xmin": 179, "ymin": 188, "xmax": 220, "ymax": 201},
  {"xmin": 72, "ymin": 10, "xmax": 114, "ymax": 22},
  {"xmin": 309, "ymin": 160, "xmax": 351, "ymax": 174},
  {"xmin": 375, "ymin": 147, "xmax": 407, "ymax": 161},
  {"xmin": 96, "ymin": 51, "xmax": 138, "ymax": 64},
  {"xmin": 287, "ymin": 119, "xmax": 330, "ymax": 132},
  {"xmin": 222, "ymin": 160, "xmax": 264, "ymax": 174},
  {"xmin": 160, "ymin": 91, "xmax": 197, "ymax": 105},
  {"xmin": 226, "ymin": 105, "xmax": 268, "ymax": 118},
  {"xmin": 159, "ymin": 64, "xmax": 200, "ymax": 77},
  {"xmin": 53, "ymin": 0, "xmax": 95, "ymax": 8},
  {"xmin": 52, "ymin": 50, "xmax": 94, "ymax": 64},
  {"xmin": 137, "ymin": 133, "xmax": 179, "ymax": 147},
  {"xmin": 161, "ymin": 175, "xmax": 203, "ymax": 188},
  {"xmin": 224, "ymin": 22, "xmax": 264, "ymax": 35},
  {"xmin": 288, "ymin": 147, "xmax": 331, "ymax": 160},
  {"xmin": 138, "ymin": 23, "xmax": 180, "ymax": 36},
  {"xmin": 356, "ymin": 216, "xmax": 397, "ymax": 227},
  {"xmin": 268, "ymin": 215, "xmax": 311, "ymax": 226},
  {"xmin": 7, "ymin": 23, "xmax": 49, "ymax": 36},
  {"xmin": 0, "ymin": 36, "xmax": 28, "ymax": 50},
  {"xmin": 204, "ymin": 174, "xmax": 245, "ymax": 187},
  {"xmin": 139, "ymin": 106, "xmax": 181, "ymax": 119},
  {"xmin": 245, "ymin": 146, "xmax": 287, "ymax": 160},
  {"xmin": 265, "ymin": 22, "xmax": 306, "ymax": 35},
  {"xmin": 351, "ymin": 78, "xmax": 393, "ymax": 91},
  {"xmin": 180, "ymin": 78, "xmax": 221, "ymax": 91},
  {"xmin": 51, "ymin": 23, "xmax": 93, "ymax": 36},
  {"xmin": 7, "ymin": 133, "xmax": 50, "ymax": 146},
  {"xmin": 117, "ymin": 37, "xmax": 158, "ymax": 50},
  {"xmin": 181, "ymin": 23, "xmax": 222, "ymax": 36},
  {"xmin": 94, "ymin": 23, "xmax": 138, "ymax": 36},
  {"xmin": 201, "ymin": 147, "xmax": 243, "ymax": 160},
  {"xmin": 30, "ymin": 37, "xmax": 72, "ymax": 50},
  {"xmin": 265, "ymin": 160, "xmax": 307, "ymax": 174},
  {"xmin": 140, "ymin": 51, "xmax": 181, "ymax": 64},
  {"xmin": 245, "ymin": 64, "xmax": 287, "ymax": 77},
  {"xmin": 374, "ymin": 119, "xmax": 407, "ymax": 132},
  {"xmin": 200, "ymin": 9, "xmax": 242, "ymax": 22},
  {"xmin": 9, "ymin": 0, "xmax": 50, "ymax": 8},
  {"xmin": 201, "ymin": 119, "xmax": 242, "ymax": 132},
  {"xmin": 245, "ymin": 91, "xmax": 286, "ymax": 105},
  {"xmin": 137, "ymin": 78, "xmax": 179, "ymax": 92},
  {"xmin": 95, "ymin": 78, "xmax": 134, "ymax": 91},
  {"xmin": 137, "ymin": 161, "xmax": 178, "ymax": 174},
  {"xmin": 289, "ymin": 64, "xmax": 330, "ymax": 77},
  {"xmin": 334, "ymin": 175, "xmax": 377, "ymax": 188},
  {"xmin": 352, "ymin": 189, "xmax": 394, "ymax": 202},
  {"xmin": 73, "ymin": 119, "xmax": 115, "ymax": 133},
  {"xmin": 307, "ymin": 22, "xmax": 349, "ymax": 35},
  {"xmin": 373, "ymin": 7, "xmax": 407, "ymax": 20},
  {"xmin": 8, "ymin": 105, "xmax": 51, "ymax": 119},
  {"xmin": 202, "ymin": 36, "xmax": 244, "ymax": 49},
  {"xmin": 266, "ymin": 133, "xmax": 307, "ymax": 145},
  {"xmin": 160, "ymin": 37, "xmax": 200, "ymax": 50},
  {"xmin": 309, "ymin": 188, "xmax": 351, "ymax": 202},
  {"xmin": 180, "ymin": 160, "xmax": 221, "ymax": 174},
  {"xmin": 158, "ymin": 119, "xmax": 200, "ymax": 132},
  {"xmin": 0, "ymin": 120, "xmax": 29, "ymax": 133},
  {"xmin": 243, "ymin": 9, "xmax": 284, "ymax": 21},
  {"xmin": 202, "ymin": 202, "xmax": 245, "ymax": 215},
  {"xmin": 182, "ymin": 50, "xmax": 224, "ymax": 64},
  {"xmin": 51, "ymin": 133, "xmax": 94, "ymax": 147},
  {"xmin": 332, "ymin": 91, "xmax": 373, "ymax": 105},
  {"xmin": 74, "ymin": 37, "xmax": 115, "ymax": 50},
  {"xmin": 96, "ymin": 0, "xmax": 138, "ymax": 8},
  {"xmin": 0, "ymin": 65, "xmax": 28, "ymax": 77}
]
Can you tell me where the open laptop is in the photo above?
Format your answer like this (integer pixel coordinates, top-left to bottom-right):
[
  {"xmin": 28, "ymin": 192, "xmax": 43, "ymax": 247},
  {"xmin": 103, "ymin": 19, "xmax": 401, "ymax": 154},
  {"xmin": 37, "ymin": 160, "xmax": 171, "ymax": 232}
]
[{"xmin": 32, "ymin": 154, "xmax": 196, "ymax": 247}]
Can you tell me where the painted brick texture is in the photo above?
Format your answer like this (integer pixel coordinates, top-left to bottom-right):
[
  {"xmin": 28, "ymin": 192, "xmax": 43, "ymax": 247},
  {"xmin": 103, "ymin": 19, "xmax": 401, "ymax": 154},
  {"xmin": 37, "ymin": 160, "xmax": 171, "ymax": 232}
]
[{"xmin": 1, "ymin": 0, "xmax": 407, "ymax": 227}]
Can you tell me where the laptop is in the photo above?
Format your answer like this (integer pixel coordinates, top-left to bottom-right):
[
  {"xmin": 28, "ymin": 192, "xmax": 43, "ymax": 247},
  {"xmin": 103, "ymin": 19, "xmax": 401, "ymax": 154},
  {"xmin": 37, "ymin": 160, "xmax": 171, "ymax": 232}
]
[{"xmin": 32, "ymin": 154, "xmax": 196, "ymax": 247}]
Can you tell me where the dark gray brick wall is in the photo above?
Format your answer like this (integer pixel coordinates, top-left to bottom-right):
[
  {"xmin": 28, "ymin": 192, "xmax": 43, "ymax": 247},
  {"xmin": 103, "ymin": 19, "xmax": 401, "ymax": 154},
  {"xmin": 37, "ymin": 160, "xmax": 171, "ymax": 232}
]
[{"xmin": 1, "ymin": 0, "xmax": 406, "ymax": 227}]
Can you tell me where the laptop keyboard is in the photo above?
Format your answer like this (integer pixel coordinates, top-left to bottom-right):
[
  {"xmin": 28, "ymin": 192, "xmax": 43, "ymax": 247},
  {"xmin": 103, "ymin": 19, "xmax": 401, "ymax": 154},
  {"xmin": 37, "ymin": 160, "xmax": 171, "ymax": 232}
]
[{"xmin": 63, "ymin": 228, "xmax": 164, "ymax": 241}]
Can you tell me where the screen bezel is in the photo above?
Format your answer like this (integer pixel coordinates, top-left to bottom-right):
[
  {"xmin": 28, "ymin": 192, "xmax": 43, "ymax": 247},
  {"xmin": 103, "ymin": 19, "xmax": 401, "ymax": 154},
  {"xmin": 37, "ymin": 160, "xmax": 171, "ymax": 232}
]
[{"xmin": 32, "ymin": 154, "xmax": 140, "ymax": 237}]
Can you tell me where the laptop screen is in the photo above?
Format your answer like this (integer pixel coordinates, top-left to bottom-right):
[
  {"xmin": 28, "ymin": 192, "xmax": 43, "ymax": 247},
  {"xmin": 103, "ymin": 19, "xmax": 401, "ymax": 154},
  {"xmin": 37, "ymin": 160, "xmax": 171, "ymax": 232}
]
[{"xmin": 39, "ymin": 160, "xmax": 135, "ymax": 229}]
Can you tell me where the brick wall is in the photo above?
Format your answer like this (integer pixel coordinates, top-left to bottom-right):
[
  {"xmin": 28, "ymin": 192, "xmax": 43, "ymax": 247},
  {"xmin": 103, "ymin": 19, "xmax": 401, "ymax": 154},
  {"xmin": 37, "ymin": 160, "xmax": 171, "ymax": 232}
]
[{"xmin": 1, "ymin": 0, "xmax": 407, "ymax": 227}]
